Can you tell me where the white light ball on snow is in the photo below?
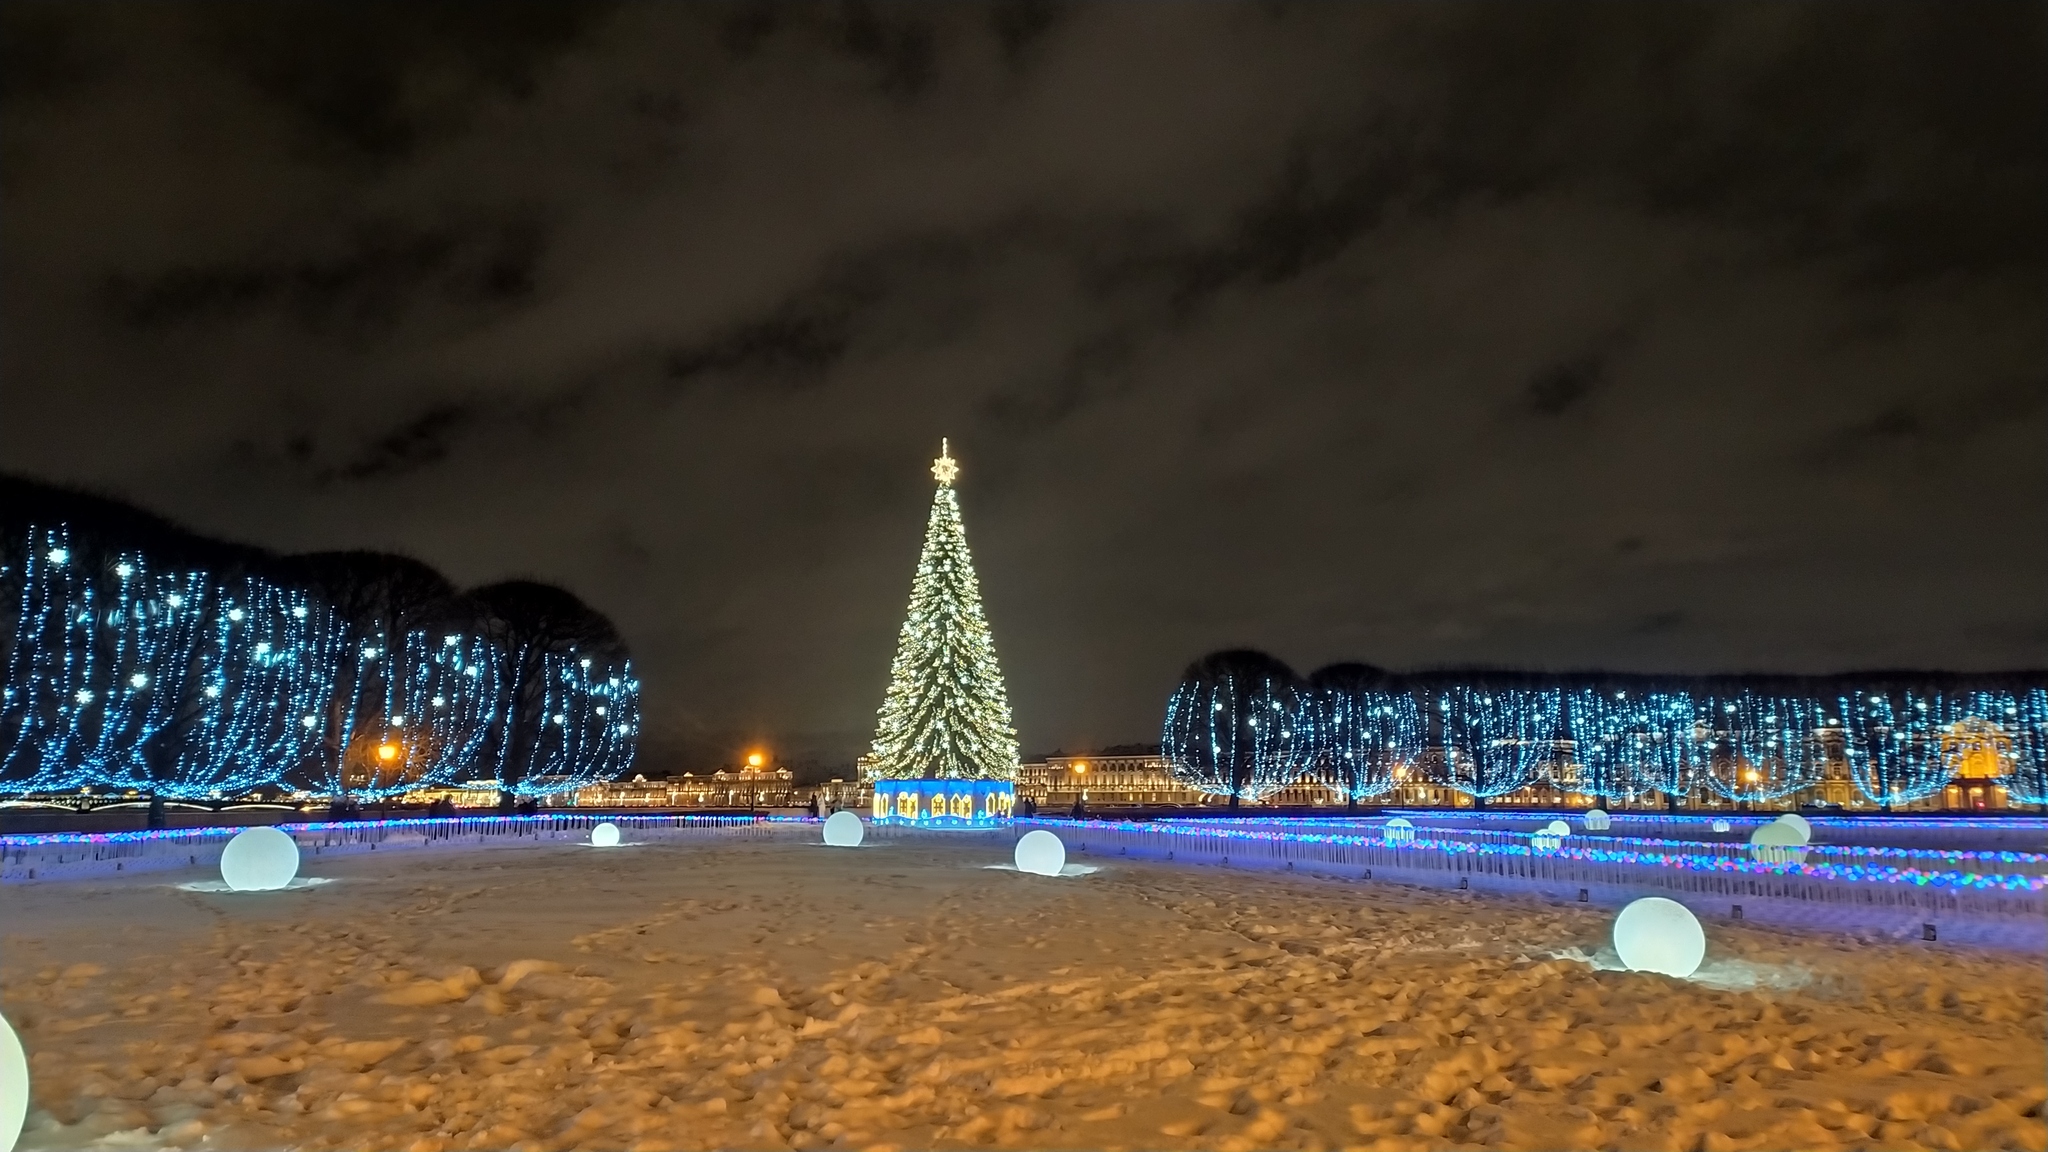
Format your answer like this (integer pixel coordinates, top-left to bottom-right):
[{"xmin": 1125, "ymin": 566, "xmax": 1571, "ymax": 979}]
[
  {"xmin": 0, "ymin": 1011, "xmax": 26, "ymax": 1152},
  {"xmin": 590, "ymin": 822, "xmax": 621, "ymax": 848},
  {"xmin": 1582, "ymin": 809, "xmax": 1611, "ymax": 831},
  {"xmin": 1712, "ymin": 819, "xmax": 1731, "ymax": 833},
  {"xmin": 1545, "ymin": 819, "xmax": 1571, "ymax": 837},
  {"xmin": 1014, "ymin": 829, "xmax": 1065, "ymax": 876},
  {"xmin": 1748, "ymin": 821, "xmax": 1806, "ymax": 864},
  {"xmin": 219, "ymin": 827, "xmax": 299, "ymax": 891},
  {"xmin": 823, "ymin": 811, "xmax": 864, "ymax": 847},
  {"xmin": 1612, "ymin": 896, "xmax": 1706, "ymax": 978},
  {"xmin": 1773, "ymin": 813, "xmax": 1812, "ymax": 844},
  {"xmin": 1382, "ymin": 817, "xmax": 1415, "ymax": 845}
]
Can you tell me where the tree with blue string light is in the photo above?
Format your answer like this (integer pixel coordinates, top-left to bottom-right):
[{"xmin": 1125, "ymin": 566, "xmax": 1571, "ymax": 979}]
[
  {"xmin": 1990, "ymin": 689, "xmax": 2048, "ymax": 806},
  {"xmin": 469, "ymin": 580, "xmax": 636, "ymax": 805},
  {"xmin": 145, "ymin": 573, "xmax": 342, "ymax": 799},
  {"xmin": 1840, "ymin": 687, "xmax": 1964, "ymax": 808},
  {"xmin": 1304, "ymin": 663, "xmax": 1417, "ymax": 810},
  {"xmin": 1685, "ymin": 688, "xmax": 1830, "ymax": 804},
  {"xmin": 2, "ymin": 475, "xmax": 638, "ymax": 805},
  {"xmin": 3, "ymin": 530, "xmax": 174, "ymax": 792},
  {"xmin": 1568, "ymin": 688, "xmax": 1693, "ymax": 808},
  {"xmin": 1162, "ymin": 649, "xmax": 1311, "ymax": 809},
  {"xmin": 1436, "ymin": 683, "xmax": 1567, "ymax": 801},
  {"xmin": 1161, "ymin": 649, "xmax": 2048, "ymax": 812}
]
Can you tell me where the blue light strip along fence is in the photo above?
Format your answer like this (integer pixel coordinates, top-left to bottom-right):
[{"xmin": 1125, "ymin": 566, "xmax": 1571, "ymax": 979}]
[
  {"xmin": 0, "ymin": 813, "xmax": 811, "ymax": 884},
  {"xmin": 1018, "ymin": 817, "xmax": 2046, "ymax": 949},
  {"xmin": 1191, "ymin": 815, "xmax": 2048, "ymax": 876}
]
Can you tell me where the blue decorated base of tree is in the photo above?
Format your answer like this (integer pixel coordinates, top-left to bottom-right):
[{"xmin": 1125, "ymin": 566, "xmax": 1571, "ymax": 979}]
[{"xmin": 871, "ymin": 779, "xmax": 1014, "ymax": 828}]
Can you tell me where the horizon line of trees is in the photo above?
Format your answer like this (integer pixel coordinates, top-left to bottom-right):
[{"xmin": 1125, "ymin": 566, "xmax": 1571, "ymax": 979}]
[
  {"xmin": 1162, "ymin": 649, "xmax": 2048, "ymax": 810},
  {"xmin": 1, "ymin": 476, "xmax": 639, "ymax": 802}
]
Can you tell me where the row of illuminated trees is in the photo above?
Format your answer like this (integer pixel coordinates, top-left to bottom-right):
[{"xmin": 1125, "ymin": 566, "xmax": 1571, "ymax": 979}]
[
  {"xmin": 1162, "ymin": 650, "xmax": 2048, "ymax": 809},
  {"xmin": 2, "ymin": 481, "xmax": 638, "ymax": 801}
]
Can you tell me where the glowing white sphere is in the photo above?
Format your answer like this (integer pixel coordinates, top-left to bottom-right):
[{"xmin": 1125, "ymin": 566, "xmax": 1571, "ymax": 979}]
[
  {"xmin": 1014, "ymin": 830, "xmax": 1065, "ymax": 876},
  {"xmin": 1712, "ymin": 819, "xmax": 1731, "ymax": 833},
  {"xmin": 0, "ymin": 1011, "xmax": 26, "ymax": 1152},
  {"xmin": 1748, "ymin": 821, "xmax": 1806, "ymax": 864},
  {"xmin": 1545, "ymin": 819, "xmax": 1571, "ymax": 837},
  {"xmin": 1612, "ymin": 896, "xmax": 1706, "ymax": 978},
  {"xmin": 823, "ymin": 811, "xmax": 864, "ymax": 847},
  {"xmin": 590, "ymin": 822, "xmax": 621, "ymax": 848},
  {"xmin": 1773, "ymin": 813, "xmax": 1813, "ymax": 844},
  {"xmin": 1382, "ymin": 817, "xmax": 1415, "ymax": 845},
  {"xmin": 219, "ymin": 827, "xmax": 299, "ymax": 891},
  {"xmin": 1582, "ymin": 809, "xmax": 1611, "ymax": 831}
]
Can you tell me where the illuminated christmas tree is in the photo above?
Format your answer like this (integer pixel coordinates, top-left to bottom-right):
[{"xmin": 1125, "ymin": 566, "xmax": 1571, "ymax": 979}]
[{"xmin": 869, "ymin": 440, "xmax": 1019, "ymax": 782}]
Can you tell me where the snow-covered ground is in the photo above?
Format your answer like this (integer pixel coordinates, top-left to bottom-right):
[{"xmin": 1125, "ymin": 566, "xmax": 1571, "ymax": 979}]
[{"xmin": 3, "ymin": 837, "xmax": 2043, "ymax": 1152}]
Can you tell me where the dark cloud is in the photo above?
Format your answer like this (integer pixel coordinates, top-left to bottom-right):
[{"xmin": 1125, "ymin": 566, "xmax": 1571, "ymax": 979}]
[
  {"xmin": 835, "ymin": 6, "xmax": 939, "ymax": 98},
  {"xmin": 204, "ymin": 2, "xmax": 608, "ymax": 163},
  {"xmin": 663, "ymin": 303, "xmax": 858, "ymax": 389},
  {"xmin": 1808, "ymin": 376, "xmax": 2048, "ymax": 468},
  {"xmin": 102, "ymin": 219, "xmax": 547, "ymax": 333},
  {"xmin": 0, "ymin": 6, "xmax": 97, "ymax": 103},
  {"xmin": 2, "ymin": 2, "xmax": 2042, "ymax": 769},
  {"xmin": 331, "ymin": 402, "xmax": 481, "ymax": 482},
  {"xmin": 989, "ymin": 0, "xmax": 1066, "ymax": 64},
  {"xmin": 1526, "ymin": 356, "xmax": 1603, "ymax": 417}
]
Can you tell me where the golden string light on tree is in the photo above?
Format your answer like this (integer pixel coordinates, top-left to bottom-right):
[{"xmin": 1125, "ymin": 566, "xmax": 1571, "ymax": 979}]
[{"xmin": 867, "ymin": 440, "xmax": 1018, "ymax": 824}]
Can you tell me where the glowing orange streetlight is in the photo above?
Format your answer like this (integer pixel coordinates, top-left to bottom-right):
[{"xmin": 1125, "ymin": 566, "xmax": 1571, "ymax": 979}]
[
  {"xmin": 746, "ymin": 751, "xmax": 766, "ymax": 769},
  {"xmin": 378, "ymin": 743, "xmax": 399, "ymax": 762},
  {"xmin": 1073, "ymin": 762, "xmax": 1088, "ymax": 775}
]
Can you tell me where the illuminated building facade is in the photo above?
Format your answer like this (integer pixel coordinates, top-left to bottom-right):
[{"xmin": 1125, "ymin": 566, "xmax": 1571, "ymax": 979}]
[{"xmin": 542, "ymin": 765, "xmax": 800, "ymax": 810}]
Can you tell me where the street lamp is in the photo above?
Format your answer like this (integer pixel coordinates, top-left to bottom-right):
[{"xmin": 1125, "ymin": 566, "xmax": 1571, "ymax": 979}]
[{"xmin": 745, "ymin": 750, "xmax": 767, "ymax": 812}]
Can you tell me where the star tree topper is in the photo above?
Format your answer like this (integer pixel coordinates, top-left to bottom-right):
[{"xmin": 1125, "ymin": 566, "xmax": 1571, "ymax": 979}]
[{"xmin": 931, "ymin": 438, "xmax": 959, "ymax": 486}]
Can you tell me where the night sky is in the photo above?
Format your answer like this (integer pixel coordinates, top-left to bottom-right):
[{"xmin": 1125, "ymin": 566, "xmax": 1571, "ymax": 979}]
[{"xmin": 3, "ymin": 3, "xmax": 2043, "ymax": 769}]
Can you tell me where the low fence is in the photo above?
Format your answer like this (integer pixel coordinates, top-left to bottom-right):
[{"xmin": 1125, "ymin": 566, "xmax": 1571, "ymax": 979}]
[
  {"xmin": 1188, "ymin": 816, "xmax": 2048, "ymax": 879},
  {"xmin": 1019, "ymin": 818, "xmax": 2048, "ymax": 951},
  {"xmin": 9, "ymin": 812, "xmax": 2039, "ymax": 950},
  {"xmin": 0, "ymin": 813, "xmax": 807, "ymax": 884},
  {"xmin": 1380, "ymin": 810, "xmax": 2048, "ymax": 853}
]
